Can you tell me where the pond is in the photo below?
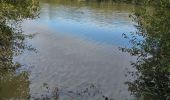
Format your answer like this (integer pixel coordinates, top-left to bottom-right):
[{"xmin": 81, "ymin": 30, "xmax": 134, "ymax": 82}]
[
  {"xmin": 1, "ymin": 0, "xmax": 138, "ymax": 100},
  {"xmin": 18, "ymin": 0, "xmax": 138, "ymax": 99},
  {"xmin": 0, "ymin": 0, "xmax": 169, "ymax": 100}
]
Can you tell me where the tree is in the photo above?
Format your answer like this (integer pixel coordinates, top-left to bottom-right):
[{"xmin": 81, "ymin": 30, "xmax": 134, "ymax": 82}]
[
  {"xmin": 0, "ymin": 0, "xmax": 39, "ymax": 99},
  {"xmin": 121, "ymin": 0, "xmax": 170, "ymax": 99}
]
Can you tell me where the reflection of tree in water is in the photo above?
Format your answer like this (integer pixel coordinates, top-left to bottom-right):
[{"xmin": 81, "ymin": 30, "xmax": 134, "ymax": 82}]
[
  {"xmin": 0, "ymin": 0, "xmax": 39, "ymax": 99},
  {"xmin": 42, "ymin": 0, "xmax": 135, "ymax": 27},
  {"xmin": 121, "ymin": 1, "xmax": 170, "ymax": 100}
]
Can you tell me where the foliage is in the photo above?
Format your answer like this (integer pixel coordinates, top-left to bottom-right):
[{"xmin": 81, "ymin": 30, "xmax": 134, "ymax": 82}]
[
  {"xmin": 121, "ymin": 0, "xmax": 170, "ymax": 99},
  {"xmin": 0, "ymin": 0, "xmax": 39, "ymax": 99},
  {"xmin": 0, "ymin": 0, "xmax": 39, "ymax": 70}
]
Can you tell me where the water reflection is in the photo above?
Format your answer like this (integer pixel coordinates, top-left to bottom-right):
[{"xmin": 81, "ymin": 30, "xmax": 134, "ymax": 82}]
[
  {"xmin": 121, "ymin": 2, "xmax": 170, "ymax": 100},
  {"xmin": 0, "ymin": 0, "xmax": 39, "ymax": 99},
  {"xmin": 32, "ymin": 0, "xmax": 137, "ymax": 46},
  {"xmin": 31, "ymin": 83, "xmax": 113, "ymax": 100},
  {"xmin": 20, "ymin": 0, "xmax": 136, "ymax": 99},
  {"xmin": 2, "ymin": 0, "xmax": 169, "ymax": 99},
  {"xmin": 0, "ymin": 71, "xmax": 29, "ymax": 99}
]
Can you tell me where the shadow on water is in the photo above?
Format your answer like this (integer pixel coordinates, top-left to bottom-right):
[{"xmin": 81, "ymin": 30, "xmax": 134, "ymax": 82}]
[
  {"xmin": 0, "ymin": 0, "xmax": 39, "ymax": 99},
  {"xmin": 120, "ymin": 1, "xmax": 170, "ymax": 100}
]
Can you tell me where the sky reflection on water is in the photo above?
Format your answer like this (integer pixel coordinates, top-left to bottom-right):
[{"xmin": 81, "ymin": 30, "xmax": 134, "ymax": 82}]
[
  {"xmin": 35, "ymin": 2, "xmax": 137, "ymax": 46},
  {"xmin": 20, "ymin": 1, "xmax": 138, "ymax": 99}
]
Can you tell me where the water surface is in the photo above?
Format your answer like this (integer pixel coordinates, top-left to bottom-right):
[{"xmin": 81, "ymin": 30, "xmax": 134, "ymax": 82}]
[{"xmin": 19, "ymin": 0, "xmax": 137, "ymax": 99}]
